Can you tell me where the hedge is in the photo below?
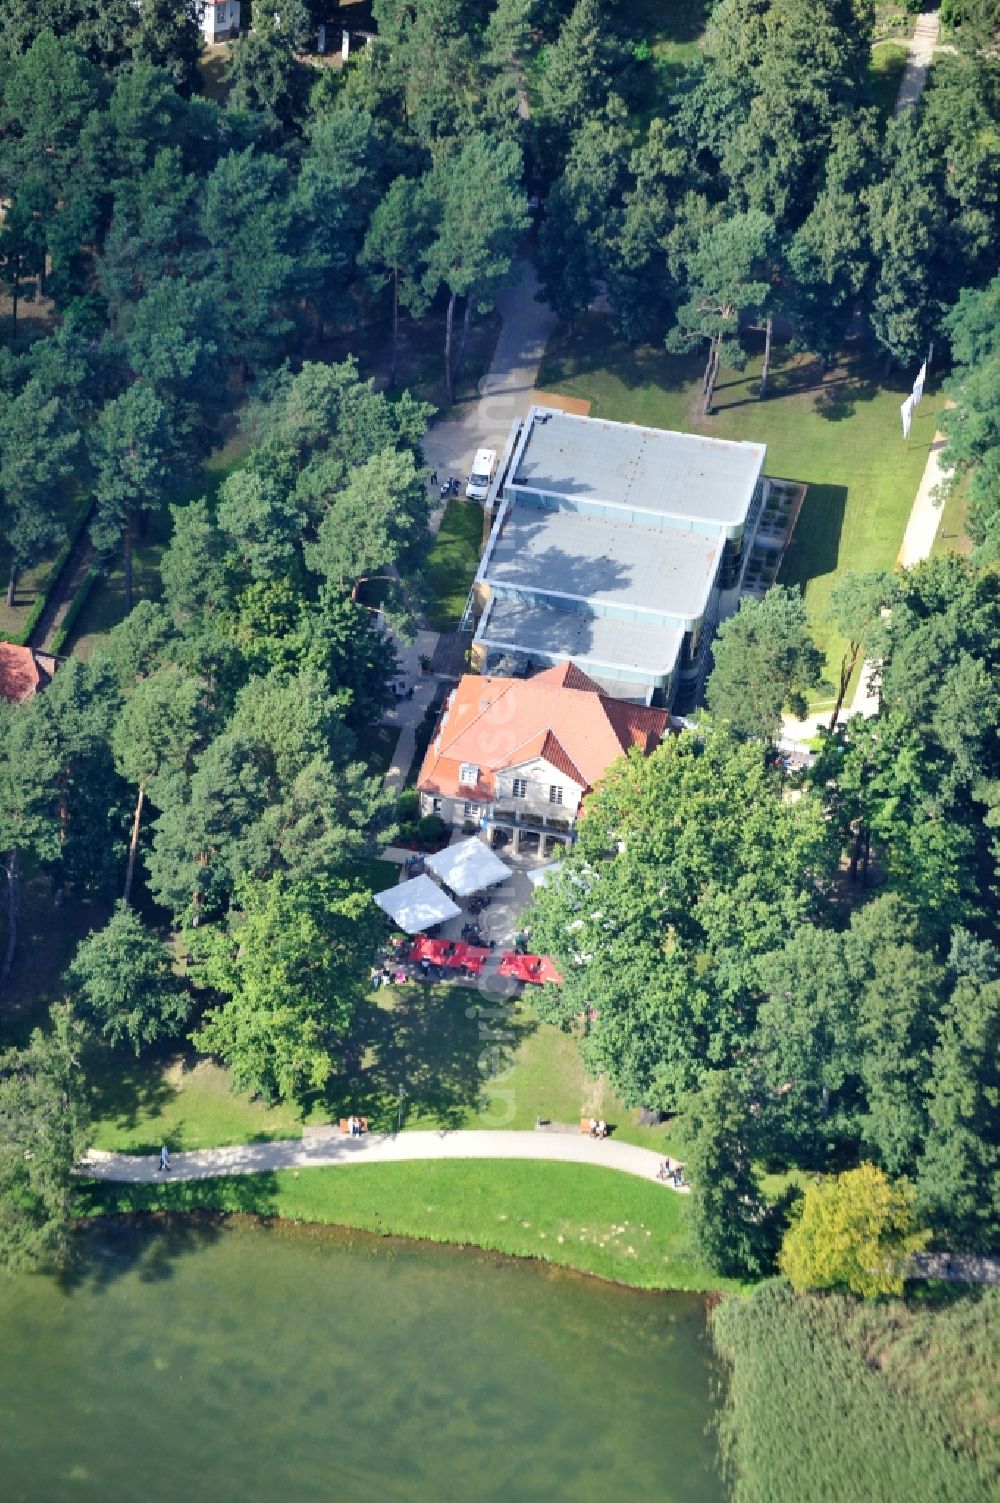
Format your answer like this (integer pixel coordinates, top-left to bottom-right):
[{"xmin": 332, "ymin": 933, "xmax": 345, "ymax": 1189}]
[
  {"xmin": 49, "ymin": 564, "xmax": 103, "ymax": 655},
  {"xmin": 0, "ymin": 499, "xmax": 94, "ymax": 648}
]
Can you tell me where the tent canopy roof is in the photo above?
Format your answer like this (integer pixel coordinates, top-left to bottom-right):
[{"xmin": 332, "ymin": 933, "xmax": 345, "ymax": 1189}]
[
  {"xmin": 374, "ymin": 873, "xmax": 461, "ymax": 933},
  {"xmin": 425, "ymin": 837, "xmax": 510, "ymax": 897},
  {"xmin": 526, "ymin": 862, "xmax": 557, "ymax": 889}
]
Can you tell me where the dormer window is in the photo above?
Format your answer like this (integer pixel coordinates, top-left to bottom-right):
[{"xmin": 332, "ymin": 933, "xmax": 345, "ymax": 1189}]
[{"xmin": 459, "ymin": 763, "xmax": 480, "ymax": 786}]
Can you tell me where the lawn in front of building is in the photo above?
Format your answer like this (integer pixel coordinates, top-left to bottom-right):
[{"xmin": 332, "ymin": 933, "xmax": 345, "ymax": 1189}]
[
  {"xmin": 425, "ymin": 496, "xmax": 486, "ymax": 630},
  {"xmin": 538, "ymin": 317, "xmax": 945, "ymax": 692},
  {"xmin": 85, "ymin": 978, "xmax": 682, "ymax": 1156},
  {"xmin": 7, "ymin": 871, "xmax": 675, "ymax": 1160}
]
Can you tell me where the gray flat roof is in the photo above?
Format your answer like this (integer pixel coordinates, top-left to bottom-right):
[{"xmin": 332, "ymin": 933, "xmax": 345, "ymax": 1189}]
[
  {"xmin": 511, "ymin": 408, "xmax": 765, "ymax": 529},
  {"xmin": 481, "ymin": 502, "xmax": 724, "ymax": 626},
  {"xmin": 477, "ymin": 597, "xmax": 683, "ymax": 678}
]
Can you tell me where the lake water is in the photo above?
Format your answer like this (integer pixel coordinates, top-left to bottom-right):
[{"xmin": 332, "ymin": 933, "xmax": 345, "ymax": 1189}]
[{"xmin": 0, "ymin": 1220, "xmax": 724, "ymax": 1503}]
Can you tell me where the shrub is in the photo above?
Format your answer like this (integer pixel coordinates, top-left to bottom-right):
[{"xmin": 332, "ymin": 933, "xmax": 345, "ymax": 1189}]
[
  {"xmin": 397, "ymin": 788, "xmax": 419, "ymax": 822},
  {"xmin": 413, "ymin": 813, "xmax": 449, "ymax": 850}
]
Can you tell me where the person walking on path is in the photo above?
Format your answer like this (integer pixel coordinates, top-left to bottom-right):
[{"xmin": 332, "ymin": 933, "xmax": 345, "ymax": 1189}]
[{"xmin": 156, "ymin": 1145, "xmax": 171, "ymax": 1174}]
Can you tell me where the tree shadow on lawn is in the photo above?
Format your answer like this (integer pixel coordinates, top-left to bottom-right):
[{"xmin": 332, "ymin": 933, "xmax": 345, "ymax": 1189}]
[
  {"xmin": 87, "ymin": 1042, "xmax": 178, "ymax": 1146},
  {"xmin": 540, "ymin": 317, "xmax": 700, "ymax": 397},
  {"xmin": 712, "ymin": 342, "xmax": 889, "ymax": 424},
  {"xmin": 86, "ymin": 1038, "xmax": 288, "ymax": 1155},
  {"xmin": 65, "ymin": 1175, "xmax": 282, "ymax": 1291},
  {"xmin": 321, "ymin": 984, "xmax": 538, "ymax": 1132}
]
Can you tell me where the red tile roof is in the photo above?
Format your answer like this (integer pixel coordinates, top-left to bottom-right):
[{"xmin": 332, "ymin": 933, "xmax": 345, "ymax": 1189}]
[
  {"xmin": 0, "ymin": 644, "xmax": 42, "ymax": 704},
  {"xmin": 417, "ymin": 661, "xmax": 669, "ymax": 803}
]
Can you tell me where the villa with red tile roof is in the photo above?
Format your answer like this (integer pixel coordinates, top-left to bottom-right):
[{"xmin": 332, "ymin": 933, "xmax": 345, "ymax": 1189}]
[
  {"xmin": 417, "ymin": 662, "xmax": 669, "ymax": 856},
  {"xmin": 0, "ymin": 643, "xmax": 46, "ymax": 705}
]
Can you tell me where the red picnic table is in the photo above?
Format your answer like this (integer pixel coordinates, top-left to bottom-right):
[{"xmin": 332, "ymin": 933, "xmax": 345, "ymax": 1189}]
[
  {"xmin": 498, "ymin": 952, "xmax": 563, "ymax": 985},
  {"xmin": 409, "ymin": 937, "xmax": 491, "ymax": 977}
]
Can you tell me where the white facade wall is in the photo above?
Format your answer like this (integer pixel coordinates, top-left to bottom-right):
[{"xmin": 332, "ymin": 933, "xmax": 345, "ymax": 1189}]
[
  {"xmin": 421, "ymin": 758, "xmax": 584, "ymax": 828},
  {"xmin": 202, "ymin": 0, "xmax": 241, "ymax": 43},
  {"xmin": 492, "ymin": 757, "xmax": 584, "ymax": 819}
]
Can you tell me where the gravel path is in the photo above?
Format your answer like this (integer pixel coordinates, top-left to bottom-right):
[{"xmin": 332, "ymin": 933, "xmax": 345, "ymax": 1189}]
[
  {"xmin": 895, "ymin": 12, "xmax": 941, "ymax": 115},
  {"xmin": 80, "ymin": 1129, "xmax": 684, "ymax": 1190}
]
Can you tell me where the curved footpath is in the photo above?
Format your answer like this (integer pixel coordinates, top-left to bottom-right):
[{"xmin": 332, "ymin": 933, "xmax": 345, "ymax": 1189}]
[{"xmin": 81, "ymin": 1130, "xmax": 686, "ymax": 1190}]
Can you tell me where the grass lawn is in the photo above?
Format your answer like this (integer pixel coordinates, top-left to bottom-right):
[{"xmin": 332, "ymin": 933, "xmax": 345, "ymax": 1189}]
[
  {"xmin": 80, "ymin": 976, "xmax": 683, "ymax": 1156},
  {"xmin": 621, "ymin": 0, "xmax": 706, "ymax": 124},
  {"xmin": 88, "ymin": 1051, "xmax": 310, "ymax": 1153},
  {"xmin": 425, "ymin": 496, "xmax": 486, "ymax": 630},
  {"xmin": 932, "ymin": 471, "xmax": 972, "ymax": 557},
  {"xmin": 868, "ymin": 41, "xmax": 909, "ymax": 122},
  {"xmin": 539, "ymin": 317, "xmax": 946, "ymax": 689},
  {"xmin": 80, "ymin": 1159, "xmax": 741, "ymax": 1291},
  {"xmin": 197, "ymin": 44, "xmax": 232, "ymax": 105}
]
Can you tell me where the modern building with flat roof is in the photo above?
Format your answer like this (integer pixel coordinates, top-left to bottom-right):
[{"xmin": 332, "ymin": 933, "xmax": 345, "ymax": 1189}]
[{"xmin": 471, "ymin": 407, "xmax": 769, "ymax": 707}]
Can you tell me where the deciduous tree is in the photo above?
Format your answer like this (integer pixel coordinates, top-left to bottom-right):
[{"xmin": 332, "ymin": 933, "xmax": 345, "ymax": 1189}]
[
  {"xmin": 527, "ymin": 725, "xmax": 836, "ymax": 1107},
  {"xmin": 779, "ymin": 1162, "xmax": 928, "ymax": 1298},
  {"xmin": 191, "ymin": 873, "xmax": 382, "ymax": 1103}
]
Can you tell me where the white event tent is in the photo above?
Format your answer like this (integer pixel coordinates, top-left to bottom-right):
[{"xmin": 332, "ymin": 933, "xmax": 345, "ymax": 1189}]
[
  {"xmin": 374, "ymin": 874, "xmax": 461, "ymax": 934},
  {"xmin": 424, "ymin": 837, "xmax": 510, "ymax": 897},
  {"xmin": 526, "ymin": 862, "xmax": 557, "ymax": 889}
]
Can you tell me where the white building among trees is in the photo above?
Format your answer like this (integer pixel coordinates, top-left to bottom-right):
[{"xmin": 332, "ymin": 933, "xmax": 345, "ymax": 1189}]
[
  {"xmin": 201, "ymin": 0, "xmax": 241, "ymax": 43},
  {"xmin": 472, "ymin": 408, "xmax": 769, "ymax": 708}
]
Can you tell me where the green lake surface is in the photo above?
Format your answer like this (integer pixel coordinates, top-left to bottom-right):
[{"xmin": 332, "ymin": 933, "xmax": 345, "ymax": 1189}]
[{"xmin": 0, "ymin": 1220, "xmax": 724, "ymax": 1503}]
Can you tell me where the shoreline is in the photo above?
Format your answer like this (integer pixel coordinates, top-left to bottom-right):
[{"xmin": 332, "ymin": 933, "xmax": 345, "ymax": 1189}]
[
  {"xmin": 78, "ymin": 1207, "xmax": 733, "ymax": 1303},
  {"xmin": 77, "ymin": 1159, "xmax": 747, "ymax": 1295}
]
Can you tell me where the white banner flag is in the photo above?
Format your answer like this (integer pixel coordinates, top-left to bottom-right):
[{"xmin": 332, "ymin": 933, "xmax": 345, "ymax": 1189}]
[
  {"xmin": 912, "ymin": 361, "xmax": 927, "ymax": 406},
  {"xmin": 900, "ymin": 394, "xmax": 914, "ymax": 440}
]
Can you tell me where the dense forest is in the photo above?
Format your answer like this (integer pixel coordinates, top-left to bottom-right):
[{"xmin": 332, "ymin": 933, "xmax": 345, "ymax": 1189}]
[{"xmin": 0, "ymin": 0, "xmax": 996, "ymax": 1317}]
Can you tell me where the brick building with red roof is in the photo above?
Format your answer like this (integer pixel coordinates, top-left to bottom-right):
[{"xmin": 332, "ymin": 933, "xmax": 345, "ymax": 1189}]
[
  {"xmin": 417, "ymin": 661, "xmax": 669, "ymax": 856},
  {"xmin": 0, "ymin": 643, "xmax": 46, "ymax": 705}
]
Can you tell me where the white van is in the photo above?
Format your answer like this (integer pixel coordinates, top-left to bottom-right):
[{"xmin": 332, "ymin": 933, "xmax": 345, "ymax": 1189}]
[{"xmin": 466, "ymin": 448, "xmax": 497, "ymax": 502}]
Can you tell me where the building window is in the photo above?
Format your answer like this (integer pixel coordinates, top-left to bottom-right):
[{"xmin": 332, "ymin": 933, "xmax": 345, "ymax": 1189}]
[
  {"xmin": 463, "ymin": 802, "xmax": 478, "ymax": 818},
  {"xmin": 459, "ymin": 762, "xmax": 479, "ymax": 786},
  {"xmin": 512, "ymin": 777, "xmax": 527, "ymax": 799},
  {"xmin": 549, "ymin": 785, "xmax": 563, "ymax": 805},
  {"xmin": 431, "ymin": 797, "xmax": 442, "ymax": 814}
]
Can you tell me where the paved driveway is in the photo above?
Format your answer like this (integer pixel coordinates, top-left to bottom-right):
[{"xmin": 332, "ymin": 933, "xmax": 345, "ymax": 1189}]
[{"xmin": 424, "ymin": 259, "xmax": 557, "ymax": 497}]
